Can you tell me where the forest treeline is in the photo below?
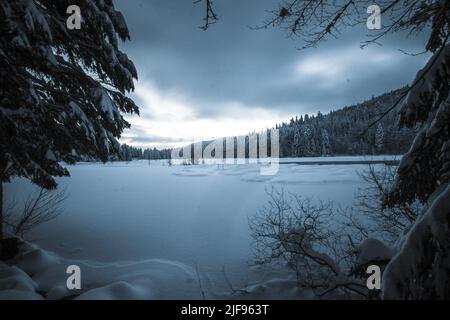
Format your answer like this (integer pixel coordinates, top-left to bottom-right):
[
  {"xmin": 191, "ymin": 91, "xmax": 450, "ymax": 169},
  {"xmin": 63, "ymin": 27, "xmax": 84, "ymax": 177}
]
[
  {"xmin": 117, "ymin": 87, "xmax": 415, "ymax": 161},
  {"xmin": 276, "ymin": 87, "xmax": 415, "ymax": 157}
]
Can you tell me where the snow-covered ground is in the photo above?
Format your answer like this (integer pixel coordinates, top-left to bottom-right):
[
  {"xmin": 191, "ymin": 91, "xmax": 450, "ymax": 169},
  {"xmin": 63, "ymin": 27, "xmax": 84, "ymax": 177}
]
[{"xmin": 2, "ymin": 156, "xmax": 399, "ymax": 299}]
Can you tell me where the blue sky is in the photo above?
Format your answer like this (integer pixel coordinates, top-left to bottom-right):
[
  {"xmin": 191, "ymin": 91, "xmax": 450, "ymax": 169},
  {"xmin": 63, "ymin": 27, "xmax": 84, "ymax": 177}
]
[{"xmin": 115, "ymin": 0, "xmax": 430, "ymax": 148}]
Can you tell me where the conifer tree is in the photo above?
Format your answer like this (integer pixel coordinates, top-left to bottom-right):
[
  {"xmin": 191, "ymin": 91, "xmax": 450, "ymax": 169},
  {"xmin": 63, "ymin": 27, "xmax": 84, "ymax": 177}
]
[{"xmin": 0, "ymin": 0, "xmax": 139, "ymax": 240}]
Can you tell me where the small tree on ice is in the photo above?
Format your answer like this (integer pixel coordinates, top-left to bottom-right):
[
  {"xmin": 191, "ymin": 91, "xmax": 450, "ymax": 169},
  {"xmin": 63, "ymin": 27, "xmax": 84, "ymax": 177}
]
[
  {"xmin": 321, "ymin": 129, "xmax": 331, "ymax": 157},
  {"xmin": 0, "ymin": 0, "xmax": 139, "ymax": 241},
  {"xmin": 375, "ymin": 123, "xmax": 384, "ymax": 153},
  {"xmin": 292, "ymin": 126, "xmax": 302, "ymax": 157}
]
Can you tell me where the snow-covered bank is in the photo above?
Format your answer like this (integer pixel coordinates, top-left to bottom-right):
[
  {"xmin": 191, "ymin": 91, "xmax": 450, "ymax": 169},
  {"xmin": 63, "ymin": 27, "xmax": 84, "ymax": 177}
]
[
  {"xmin": 0, "ymin": 240, "xmax": 315, "ymax": 300},
  {"xmin": 0, "ymin": 241, "xmax": 201, "ymax": 299}
]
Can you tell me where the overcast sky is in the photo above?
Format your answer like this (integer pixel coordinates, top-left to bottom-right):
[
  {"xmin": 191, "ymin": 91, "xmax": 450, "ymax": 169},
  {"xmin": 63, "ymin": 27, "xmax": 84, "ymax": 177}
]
[{"xmin": 115, "ymin": 0, "xmax": 430, "ymax": 148}]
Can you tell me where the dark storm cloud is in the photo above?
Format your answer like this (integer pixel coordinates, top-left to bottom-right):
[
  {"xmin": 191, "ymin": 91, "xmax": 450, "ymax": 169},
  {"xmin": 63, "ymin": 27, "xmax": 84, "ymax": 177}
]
[{"xmin": 115, "ymin": 0, "xmax": 430, "ymax": 118}]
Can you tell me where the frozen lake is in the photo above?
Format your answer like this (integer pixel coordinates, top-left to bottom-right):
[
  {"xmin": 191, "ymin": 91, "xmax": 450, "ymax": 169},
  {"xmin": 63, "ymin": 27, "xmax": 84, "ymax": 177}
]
[{"xmin": 5, "ymin": 157, "xmax": 398, "ymax": 294}]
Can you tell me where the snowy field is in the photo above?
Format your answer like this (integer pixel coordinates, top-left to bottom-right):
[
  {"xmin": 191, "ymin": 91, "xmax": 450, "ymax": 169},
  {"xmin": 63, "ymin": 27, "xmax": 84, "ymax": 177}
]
[{"xmin": 2, "ymin": 156, "xmax": 399, "ymax": 299}]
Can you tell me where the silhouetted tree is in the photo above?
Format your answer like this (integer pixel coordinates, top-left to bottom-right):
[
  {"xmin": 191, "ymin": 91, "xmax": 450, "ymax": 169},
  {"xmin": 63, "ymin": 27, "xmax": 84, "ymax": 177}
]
[{"xmin": 0, "ymin": 0, "xmax": 139, "ymax": 240}]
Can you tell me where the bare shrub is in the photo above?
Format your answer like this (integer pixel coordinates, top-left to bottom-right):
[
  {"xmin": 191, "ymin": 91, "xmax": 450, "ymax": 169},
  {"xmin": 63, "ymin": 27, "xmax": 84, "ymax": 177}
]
[
  {"xmin": 352, "ymin": 164, "xmax": 423, "ymax": 244},
  {"xmin": 249, "ymin": 186, "xmax": 367, "ymax": 298},
  {"xmin": 249, "ymin": 163, "xmax": 423, "ymax": 298},
  {"xmin": 5, "ymin": 188, "xmax": 68, "ymax": 238}
]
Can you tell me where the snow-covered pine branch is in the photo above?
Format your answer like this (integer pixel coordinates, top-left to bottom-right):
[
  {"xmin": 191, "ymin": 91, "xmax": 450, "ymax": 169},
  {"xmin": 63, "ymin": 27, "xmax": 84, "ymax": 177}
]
[
  {"xmin": 0, "ymin": 0, "xmax": 139, "ymax": 189},
  {"xmin": 0, "ymin": 0, "xmax": 139, "ymax": 240},
  {"xmin": 383, "ymin": 42, "xmax": 450, "ymax": 299}
]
